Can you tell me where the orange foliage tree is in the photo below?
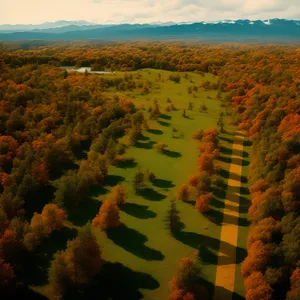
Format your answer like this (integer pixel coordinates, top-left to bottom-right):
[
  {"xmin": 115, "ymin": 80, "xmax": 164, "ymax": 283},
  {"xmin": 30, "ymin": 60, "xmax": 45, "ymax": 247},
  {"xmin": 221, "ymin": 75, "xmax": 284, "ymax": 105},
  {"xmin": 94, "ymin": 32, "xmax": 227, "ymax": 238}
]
[
  {"xmin": 195, "ymin": 193, "xmax": 213, "ymax": 213},
  {"xmin": 168, "ymin": 257, "xmax": 207, "ymax": 300},
  {"xmin": 0, "ymin": 257, "xmax": 14, "ymax": 287},
  {"xmin": 92, "ymin": 201, "xmax": 121, "ymax": 230}
]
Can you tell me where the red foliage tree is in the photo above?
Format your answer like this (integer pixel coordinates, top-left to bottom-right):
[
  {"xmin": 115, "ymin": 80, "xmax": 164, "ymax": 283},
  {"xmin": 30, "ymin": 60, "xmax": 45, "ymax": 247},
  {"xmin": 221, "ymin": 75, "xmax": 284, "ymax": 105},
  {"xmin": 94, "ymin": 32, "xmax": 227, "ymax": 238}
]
[
  {"xmin": 287, "ymin": 268, "xmax": 300, "ymax": 300},
  {"xmin": 32, "ymin": 162, "xmax": 49, "ymax": 185},
  {"xmin": 244, "ymin": 272, "xmax": 273, "ymax": 300},
  {"xmin": 197, "ymin": 154, "xmax": 215, "ymax": 175},
  {"xmin": 188, "ymin": 174, "xmax": 199, "ymax": 187},
  {"xmin": 0, "ymin": 257, "xmax": 14, "ymax": 287},
  {"xmin": 241, "ymin": 240, "xmax": 271, "ymax": 278},
  {"xmin": 195, "ymin": 193, "xmax": 213, "ymax": 213}
]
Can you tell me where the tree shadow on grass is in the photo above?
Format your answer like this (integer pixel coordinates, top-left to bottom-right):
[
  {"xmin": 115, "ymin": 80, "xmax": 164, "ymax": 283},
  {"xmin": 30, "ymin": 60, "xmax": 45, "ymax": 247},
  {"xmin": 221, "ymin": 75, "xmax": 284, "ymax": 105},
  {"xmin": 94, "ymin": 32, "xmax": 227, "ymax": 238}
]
[
  {"xmin": 218, "ymin": 168, "xmax": 230, "ymax": 179},
  {"xmin": 211, "ymin": 198, "xmax": 248, "ymax": 213},
  {"xmin": 90, "ymin": 185, "xmax": 110, "ymax": 198},
  {"xmin": 115, "ymin": 158, "xmax": 138, "ymax": 169},
  {"xmin": 231, "ymin": 148, "xmax": 249, "ymax": 158},
  {"xmin": 244, "ymin": 140, "xmax": 252, "ymax": 147},
  {"xmin": 233, "ymin": 139, "xmax": 244, "ymax": 146},
  {"xmin": 104, "ymin": 175, "xmax": 125, "ymax": 186},
  {"xmin": 220, "ymin": 146, "xmax": 232, "ymax": 156},
  {"xmin": 139, "ymin": 187, "xmax": 166, "ymax": 201},
  {"xmin": 218, "ymin": 155, "xmax": 232, "ymax": 164},
  {"xmin": 240, "ymin": 186, "xmax": 250, "ymax": 195},
  {"xmin": 218, "ymin": 168, "xmax": 247, "ymax": 181},
  {"xmin": 160, "ymin": 113, "xmax": 172, "ymax": 120},
  {"xmin": 121, "ymin": 203, "xmax": 157, "ymax": 219},
  {"xmin": 231, "ymin": 157, "xmax": 250, "ymax": 166},
  {"xmin": 203, "ymin": 208, "xmax": 250, "ymax": 227},
  {"xmin": 107, "ymin": 226, "xmax": 164, "ymax": 261},
  {"xmin": 153, "ymin": 178, "xmax": 175, "ymax": 189},
  {"xmin": 65, "ymin": 262, "xmax": 159, "ymax": 300},
  {"xmin": 175, "ymin": 231, "xmax": 247, "ymax": 265},
  {"xmin": 157, "ymin": 120, "xmax": 170, "ymax": 127},
  {"xmin": 148, "ymin": 128, "xmax": 163, "ymax": 135},
  {"xmin": 183, "ymin": 199, "xmax": 196, "ymax": 206},
  {"xmin": 196, "ymin": 277, "xmax": 245, "ymax": 300},
  {"xmin": 22, "ymin": 227, "xmax": 77, "ymax": 286},
  {"xmin": 184, "ymin": 115, "xmax": 194, "ymax": 120},
  {"xmin": 198, "ymin": 245, "xmax": 219, "ymax": 265},
  {"xmin": 210, "ymin": 197, "xmax": 225, "ymax": 209},
  {"xmin": 135, "ymin": 140, "xmax": 156, "ymax": 149},
  {"xmin": 222, "ymin": 130, "xmax": 236, "ymax": 136},
  {"xmin": 137, "ymin": 135, "xmax": 150, "ymax": 141},
  {"xmin": 219, "ymin": 136, "xmax": 233, "ymax": 144},
  {"xmin": 68, "ymin": 197, "xmax": 101, "ymax": 226},
  {"xmin": 213, "ymin": 186, "xmax": 227, "ymax": 199},
  {"xmin": 240, "ymin": 195, "xmax": 250, "ymax": 206},
  {"xmin": 162, "ymin": 149, "xmax": 182, "ymax": 158}
]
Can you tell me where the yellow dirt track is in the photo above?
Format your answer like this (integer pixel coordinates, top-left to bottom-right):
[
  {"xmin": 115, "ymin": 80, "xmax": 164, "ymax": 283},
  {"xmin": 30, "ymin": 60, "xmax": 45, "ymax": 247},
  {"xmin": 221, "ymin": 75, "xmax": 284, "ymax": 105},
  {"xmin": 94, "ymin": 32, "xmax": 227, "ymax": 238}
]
[{"xmin": 213, "ymin": 132, "xmax": 245, "ymax": 300}]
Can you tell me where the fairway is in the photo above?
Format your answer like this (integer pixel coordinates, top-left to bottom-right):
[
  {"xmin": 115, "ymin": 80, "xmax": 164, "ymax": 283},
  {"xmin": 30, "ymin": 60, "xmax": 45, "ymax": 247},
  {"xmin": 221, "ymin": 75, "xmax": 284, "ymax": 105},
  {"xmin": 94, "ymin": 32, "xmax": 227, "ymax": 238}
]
[
  {"xmin": 87, "ymin": 70, "xmax": 248, "ymax": 299},
  {"xmin": 34, "ymin": 69, "xmax": 250, "ymax": 300}
]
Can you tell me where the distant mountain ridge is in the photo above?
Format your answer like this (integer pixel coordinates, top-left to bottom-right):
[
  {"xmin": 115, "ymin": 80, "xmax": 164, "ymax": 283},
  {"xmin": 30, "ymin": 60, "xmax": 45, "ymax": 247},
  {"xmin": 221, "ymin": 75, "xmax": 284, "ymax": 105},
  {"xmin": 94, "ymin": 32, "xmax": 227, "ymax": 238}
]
[
  {"xmin": 0, "ymin": 20, "xmax": 96, "ymax": 32},
  {"xmin": 0, "ymin": 19, "xmax": 300, "ymax": 42}
]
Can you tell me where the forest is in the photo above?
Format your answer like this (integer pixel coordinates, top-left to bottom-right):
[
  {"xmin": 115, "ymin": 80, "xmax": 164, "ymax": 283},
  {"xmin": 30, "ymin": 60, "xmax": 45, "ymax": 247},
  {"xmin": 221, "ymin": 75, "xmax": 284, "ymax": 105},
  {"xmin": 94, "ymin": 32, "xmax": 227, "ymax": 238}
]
[{"xmin": 0, "ymin": 42, "xmax": 299, "ymax": 300}]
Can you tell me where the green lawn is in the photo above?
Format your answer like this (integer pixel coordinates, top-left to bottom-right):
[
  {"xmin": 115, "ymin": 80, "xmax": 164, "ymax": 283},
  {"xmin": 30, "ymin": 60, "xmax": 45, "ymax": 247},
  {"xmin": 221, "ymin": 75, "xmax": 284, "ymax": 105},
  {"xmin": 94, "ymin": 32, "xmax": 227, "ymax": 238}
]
[
  {"xmin": 93, "ymin": 69, "xmax": 233, "ymax": 299},
  {"xmin": 36, "ymin": 69, "xmax": 247, "ymax": 300}
]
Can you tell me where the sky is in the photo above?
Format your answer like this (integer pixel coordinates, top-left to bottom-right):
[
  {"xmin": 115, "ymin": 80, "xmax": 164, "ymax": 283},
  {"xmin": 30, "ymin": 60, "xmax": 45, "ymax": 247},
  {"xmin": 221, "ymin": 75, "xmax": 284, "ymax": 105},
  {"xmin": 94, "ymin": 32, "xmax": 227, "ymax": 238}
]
[{"xmin": 1, "ymin": 0, "xmax": 300, "ymax": 24}]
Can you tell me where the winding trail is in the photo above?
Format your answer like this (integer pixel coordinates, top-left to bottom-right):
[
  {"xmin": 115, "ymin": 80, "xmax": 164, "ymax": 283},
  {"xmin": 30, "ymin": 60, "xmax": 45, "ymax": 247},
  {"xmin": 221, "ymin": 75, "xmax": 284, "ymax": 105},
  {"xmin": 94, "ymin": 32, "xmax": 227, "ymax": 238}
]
[{"xmin": 213, "ymin": 132, "xmax": 245, "ymax": 300}]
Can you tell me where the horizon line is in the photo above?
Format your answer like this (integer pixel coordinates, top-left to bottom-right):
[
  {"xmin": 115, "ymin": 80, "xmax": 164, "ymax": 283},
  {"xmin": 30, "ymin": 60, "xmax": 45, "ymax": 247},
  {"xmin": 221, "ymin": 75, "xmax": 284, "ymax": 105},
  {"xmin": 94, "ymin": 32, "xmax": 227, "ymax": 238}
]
[{"xmin": 1, "ymin": 17, "xmax": 299, "ymax": 26}]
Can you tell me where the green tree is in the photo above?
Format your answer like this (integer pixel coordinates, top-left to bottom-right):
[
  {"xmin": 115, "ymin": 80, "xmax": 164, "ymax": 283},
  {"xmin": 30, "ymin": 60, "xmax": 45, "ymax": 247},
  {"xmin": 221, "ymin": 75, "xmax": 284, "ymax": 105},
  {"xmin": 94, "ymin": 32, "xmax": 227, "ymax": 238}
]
[
  {"xmin": 164, "ymin": 198, "xmax": 183, "ymax": 235},
  {"xmin": 132, "ymin": 169, "xmax": 144, "ymax": 194}
]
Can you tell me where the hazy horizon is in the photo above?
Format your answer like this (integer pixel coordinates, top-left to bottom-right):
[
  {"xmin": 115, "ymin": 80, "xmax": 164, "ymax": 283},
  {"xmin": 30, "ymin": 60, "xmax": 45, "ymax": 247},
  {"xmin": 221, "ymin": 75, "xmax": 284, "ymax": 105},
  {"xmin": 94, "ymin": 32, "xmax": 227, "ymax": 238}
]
[
  {"xmin": 1, "ymin": 0, "xmax": 300, "ymax": 25},
  {"xmin": 1, "ymin": 17, "xmax": 300, "ymax": 26}
]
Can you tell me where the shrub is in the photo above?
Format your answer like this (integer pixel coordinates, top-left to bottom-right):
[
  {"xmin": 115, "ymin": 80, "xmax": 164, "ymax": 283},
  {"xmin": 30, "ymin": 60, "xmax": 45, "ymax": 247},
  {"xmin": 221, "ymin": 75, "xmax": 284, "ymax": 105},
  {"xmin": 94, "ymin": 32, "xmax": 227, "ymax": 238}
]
[
  {"xmin": 195, "ymin": 193, "xmax": 212, "ymax": 212},
  {"xmin": 154, "ymin": 141, "xmax": 168, "ymax": 153},
  {"xmin": 177, "ymin": 184, "xmax": 190, "ymax": 201}
]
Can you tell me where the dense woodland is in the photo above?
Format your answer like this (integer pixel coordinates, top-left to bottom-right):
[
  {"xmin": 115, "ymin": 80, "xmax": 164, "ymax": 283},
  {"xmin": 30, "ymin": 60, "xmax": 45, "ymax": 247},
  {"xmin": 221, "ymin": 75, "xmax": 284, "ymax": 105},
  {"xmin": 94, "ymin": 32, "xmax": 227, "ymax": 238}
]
[{"xmin": 0, "ymin": 42, "xmax": 300, "ymax": 299}]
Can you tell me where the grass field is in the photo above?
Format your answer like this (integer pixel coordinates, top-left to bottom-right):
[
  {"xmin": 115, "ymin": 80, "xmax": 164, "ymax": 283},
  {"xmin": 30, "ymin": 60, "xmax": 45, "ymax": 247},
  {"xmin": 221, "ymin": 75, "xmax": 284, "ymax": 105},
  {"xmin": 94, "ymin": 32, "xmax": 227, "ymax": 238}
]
[{"xmin": 35, "ymin": 69, "xmax": 250, "ymax": 300}]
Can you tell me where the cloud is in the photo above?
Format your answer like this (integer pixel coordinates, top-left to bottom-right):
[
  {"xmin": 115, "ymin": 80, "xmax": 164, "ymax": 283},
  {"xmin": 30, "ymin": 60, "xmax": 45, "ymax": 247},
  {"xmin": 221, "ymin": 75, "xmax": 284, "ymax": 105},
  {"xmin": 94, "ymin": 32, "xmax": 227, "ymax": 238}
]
[{"xmin": 1, "ymin": 0, "xmax": 300, "ymax": 24}]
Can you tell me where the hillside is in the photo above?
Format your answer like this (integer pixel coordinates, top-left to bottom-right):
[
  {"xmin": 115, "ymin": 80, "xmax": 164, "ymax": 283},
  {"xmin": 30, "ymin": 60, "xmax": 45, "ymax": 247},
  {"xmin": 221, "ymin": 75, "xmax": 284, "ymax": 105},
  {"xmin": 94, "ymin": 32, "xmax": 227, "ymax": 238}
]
[{"xmin": 1, "ymin": 19, "xmax": 300, "ymax": 42}]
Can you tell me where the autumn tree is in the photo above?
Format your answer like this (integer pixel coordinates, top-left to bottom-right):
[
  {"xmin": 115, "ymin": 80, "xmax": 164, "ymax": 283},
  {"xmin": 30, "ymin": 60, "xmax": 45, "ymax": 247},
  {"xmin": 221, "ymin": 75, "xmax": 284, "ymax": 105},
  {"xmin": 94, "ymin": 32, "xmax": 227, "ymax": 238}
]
[
  {"xmin": 244, "ymin": 272, "xmax": 273, "ymax": 300},
  {"xmin": 169, "ymin": 257, "xmax": 207, "ymax": 300},
  {"xmin": 108, "ymin": 184, "xmax": 127, "ymax": 205},
  {"xmin": 286, "ymin": 268, "xmax": 300, "ymax": 300},
  {"xmin": 0, "ymin": 258, "xmax": 14, "ymax": 288},
  {"xmin": 41, "ymin": 204, "xmax": 67, "ymax": 231},
  {"xmin": 195, "ymin": 193, "xmax": 213, "ymax": 213},
  {"xmin": 92, "ymin": 201, "xmax": 121, "ymax": 230},
  {"xmin": 154, "ymin": 141, "xmax": 168, "ymax": 153},
  {"xmin": 177, "ymin": 184, "xmax": 189, "ymax": 201},
  {"xmin": 132, "ymin": 169, "xmax": 145, "ymax": 194},
  {"xmin": 196, "ymin": 171, "xmax": 212, "ymax": 196},
  {"xmin": 48, "ymin": 225, "xmax": 104, "ymax": 297}
]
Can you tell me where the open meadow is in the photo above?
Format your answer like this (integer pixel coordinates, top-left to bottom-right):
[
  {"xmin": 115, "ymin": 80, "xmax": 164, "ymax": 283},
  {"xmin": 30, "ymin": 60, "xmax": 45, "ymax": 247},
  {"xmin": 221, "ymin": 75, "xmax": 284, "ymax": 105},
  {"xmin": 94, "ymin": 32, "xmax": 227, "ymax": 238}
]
[{"xmin": 33, "ymin": 69, "xmax": 249, "ymax": 300}]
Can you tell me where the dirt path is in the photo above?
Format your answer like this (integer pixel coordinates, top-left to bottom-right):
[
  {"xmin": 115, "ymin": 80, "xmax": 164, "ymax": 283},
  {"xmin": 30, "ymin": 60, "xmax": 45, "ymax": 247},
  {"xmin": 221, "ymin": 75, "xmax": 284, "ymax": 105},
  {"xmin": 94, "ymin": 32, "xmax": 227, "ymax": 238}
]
[{"xmin": 213, "ymin": 132, "xmax": 245, "ymax": 300}]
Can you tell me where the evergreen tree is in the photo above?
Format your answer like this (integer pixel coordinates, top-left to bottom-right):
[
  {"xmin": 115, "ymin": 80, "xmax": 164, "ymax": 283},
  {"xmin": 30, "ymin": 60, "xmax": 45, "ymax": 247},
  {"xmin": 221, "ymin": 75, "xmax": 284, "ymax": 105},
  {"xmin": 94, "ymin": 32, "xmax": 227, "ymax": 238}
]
[
  {"xmin": 132, "ymin": 169, "xmax": 144, "ymax": 194},
  {"xmin": 164, "ymin": 198, "xmax": 182, "ymax": 235}
]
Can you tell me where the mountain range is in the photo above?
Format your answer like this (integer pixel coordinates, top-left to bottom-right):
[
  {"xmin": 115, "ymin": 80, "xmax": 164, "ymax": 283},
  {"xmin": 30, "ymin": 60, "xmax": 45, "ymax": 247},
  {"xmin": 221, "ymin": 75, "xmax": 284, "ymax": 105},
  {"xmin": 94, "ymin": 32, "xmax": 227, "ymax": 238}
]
[{"xmin": 0, "ymin": 19, "xmax": 300, "ymax": 42}]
